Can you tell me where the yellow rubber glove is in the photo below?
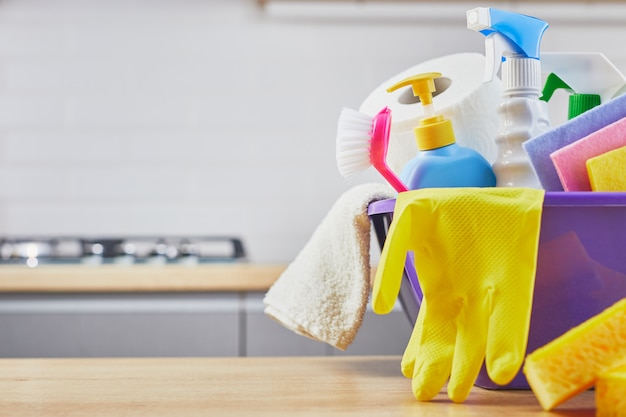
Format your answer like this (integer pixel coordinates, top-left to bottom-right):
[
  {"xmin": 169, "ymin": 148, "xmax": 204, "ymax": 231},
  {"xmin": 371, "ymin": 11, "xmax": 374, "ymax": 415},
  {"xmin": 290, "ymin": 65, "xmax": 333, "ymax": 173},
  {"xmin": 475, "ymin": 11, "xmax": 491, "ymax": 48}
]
[{"xmin": 372, "ymin": 187, "xmax": 544, "ymax": 403}]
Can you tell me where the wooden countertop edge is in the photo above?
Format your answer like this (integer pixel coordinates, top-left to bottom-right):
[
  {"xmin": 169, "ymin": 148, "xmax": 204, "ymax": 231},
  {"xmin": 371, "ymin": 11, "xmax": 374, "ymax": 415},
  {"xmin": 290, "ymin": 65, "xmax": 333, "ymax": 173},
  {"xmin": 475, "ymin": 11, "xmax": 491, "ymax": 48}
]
[
  {"xmin": 0, "ymin": 264, "xmax": 288, "ymax": 293},
  {"xmin": 0, "ymin": 356, "xmax": 596, "ymax": 415}
]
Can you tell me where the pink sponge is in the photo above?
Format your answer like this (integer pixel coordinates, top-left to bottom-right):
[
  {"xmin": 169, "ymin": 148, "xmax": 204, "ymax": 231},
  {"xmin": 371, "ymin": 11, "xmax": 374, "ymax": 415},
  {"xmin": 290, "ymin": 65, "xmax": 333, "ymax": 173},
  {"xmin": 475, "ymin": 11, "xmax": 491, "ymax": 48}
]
[
  {"xmin": 587, "ymin": 146, "xmax": 626, "ymax": 191},
  {"xmin": 550, "ymin": 117, "xmax": 626, "ymax": 191}
]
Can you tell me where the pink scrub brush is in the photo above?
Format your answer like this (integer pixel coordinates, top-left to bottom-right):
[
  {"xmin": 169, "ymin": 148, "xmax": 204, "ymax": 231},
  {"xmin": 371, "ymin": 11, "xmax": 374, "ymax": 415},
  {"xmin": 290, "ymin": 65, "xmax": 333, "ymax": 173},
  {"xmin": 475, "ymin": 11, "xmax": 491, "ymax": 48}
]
[{"xmin": 335, "ymin": 107, "xmax": 408, "ymax": 193}]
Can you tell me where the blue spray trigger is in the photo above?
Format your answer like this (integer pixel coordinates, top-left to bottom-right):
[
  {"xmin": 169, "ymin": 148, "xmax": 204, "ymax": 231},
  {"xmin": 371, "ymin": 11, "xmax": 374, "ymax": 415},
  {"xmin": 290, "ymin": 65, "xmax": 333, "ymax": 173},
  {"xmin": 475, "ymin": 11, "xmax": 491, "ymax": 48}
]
[
  {"xmin": 467, "ymin": 7, "xmax": 548, "ymax": 60},
  {"xmin": 487, "ymin": 8, "xmax": 548, "ymax": 60}
]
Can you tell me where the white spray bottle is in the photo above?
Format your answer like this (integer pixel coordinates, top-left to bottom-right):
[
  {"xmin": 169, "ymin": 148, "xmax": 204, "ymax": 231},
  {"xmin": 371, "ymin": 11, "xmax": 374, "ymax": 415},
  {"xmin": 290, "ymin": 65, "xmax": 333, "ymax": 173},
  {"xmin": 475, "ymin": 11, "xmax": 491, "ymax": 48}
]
[
  {"xmin": 540, "ymin": 52, "xmax": 626, "ymax": 122},
  {"xmin": 467, "ymin": 7, "xmax": 550, "ymax": 188}
]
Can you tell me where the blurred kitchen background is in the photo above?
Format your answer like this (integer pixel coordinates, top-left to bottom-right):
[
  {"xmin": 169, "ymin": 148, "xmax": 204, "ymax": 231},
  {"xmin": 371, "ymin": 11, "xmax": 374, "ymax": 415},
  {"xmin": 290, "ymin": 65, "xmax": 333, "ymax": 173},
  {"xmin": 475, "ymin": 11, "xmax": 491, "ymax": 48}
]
[
  {"xmin": 0, "ymin": 0, "xmax": 622, "ymax": 263},
  {"xmin": 0, "ymin": 0, "xmax": 625, "ymax": 358}
]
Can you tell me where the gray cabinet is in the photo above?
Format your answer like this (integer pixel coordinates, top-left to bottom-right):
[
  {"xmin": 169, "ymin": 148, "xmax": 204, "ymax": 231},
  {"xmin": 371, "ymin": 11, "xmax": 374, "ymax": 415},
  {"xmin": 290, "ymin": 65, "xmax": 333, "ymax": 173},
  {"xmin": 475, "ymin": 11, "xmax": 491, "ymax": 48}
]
[
  {"xmin": 0, "ymin": 293, "xmax": 241, "ymax": 357},
  {"xmin": 0, "ymin": 292, "xmax": 411, "ymax": 358}
]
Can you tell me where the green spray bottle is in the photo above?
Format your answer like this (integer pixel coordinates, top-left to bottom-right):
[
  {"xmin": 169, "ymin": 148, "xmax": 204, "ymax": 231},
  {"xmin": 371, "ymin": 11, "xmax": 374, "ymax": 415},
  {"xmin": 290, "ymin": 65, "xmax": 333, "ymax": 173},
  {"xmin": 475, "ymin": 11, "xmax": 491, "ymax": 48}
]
[{"xmin": 541, "ymin": 52, "xmax": 626, "ymax": 120}]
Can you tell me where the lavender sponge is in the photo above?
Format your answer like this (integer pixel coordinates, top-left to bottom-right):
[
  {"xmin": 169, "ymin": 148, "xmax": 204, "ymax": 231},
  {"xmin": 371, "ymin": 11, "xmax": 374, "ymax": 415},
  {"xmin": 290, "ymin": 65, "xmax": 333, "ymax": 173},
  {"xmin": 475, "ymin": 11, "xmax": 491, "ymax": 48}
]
[{"xmin": 523, "ymin": 93, "xmax": 626, "ymax": 191}]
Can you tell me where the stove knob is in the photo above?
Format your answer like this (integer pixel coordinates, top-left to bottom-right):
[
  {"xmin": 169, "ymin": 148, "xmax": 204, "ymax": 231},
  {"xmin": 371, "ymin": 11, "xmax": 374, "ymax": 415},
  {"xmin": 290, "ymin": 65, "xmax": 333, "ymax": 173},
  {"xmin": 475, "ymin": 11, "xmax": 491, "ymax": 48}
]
[
  {"xmin": 177, "ymin": 240, "xmax": 199, "ymax": 265},
  {"xmin": 147, "ymin": 240, "xmax": 170, "ymax": 265},
  {"xmin": 81, "ymin": 242, "xmax": 104, "ymax": 265},
  {"xmin": 114, "ymin": 242, "xmax": 136, "ymax": 265}
]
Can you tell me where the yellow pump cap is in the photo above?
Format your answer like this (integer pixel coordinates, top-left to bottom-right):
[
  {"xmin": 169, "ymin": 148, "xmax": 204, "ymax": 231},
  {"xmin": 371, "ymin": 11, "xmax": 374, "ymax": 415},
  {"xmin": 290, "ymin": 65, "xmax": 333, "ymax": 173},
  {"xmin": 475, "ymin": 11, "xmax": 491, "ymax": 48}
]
[{"xmin": 386, "ymin": 72, "xmax": 456, "ymax": 151}]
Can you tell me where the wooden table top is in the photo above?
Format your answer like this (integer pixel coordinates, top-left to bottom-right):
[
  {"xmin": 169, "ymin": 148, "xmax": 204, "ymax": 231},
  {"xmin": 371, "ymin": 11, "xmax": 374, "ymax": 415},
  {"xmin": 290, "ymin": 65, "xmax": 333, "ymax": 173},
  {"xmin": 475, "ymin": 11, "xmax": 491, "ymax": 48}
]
[
  {"xmin": 0, "ymin": 264, "xmax": 286, "ymax": 293},
  {"xmin": 0, "ymin": 356, "xmax": 595, "ymax": 416}
]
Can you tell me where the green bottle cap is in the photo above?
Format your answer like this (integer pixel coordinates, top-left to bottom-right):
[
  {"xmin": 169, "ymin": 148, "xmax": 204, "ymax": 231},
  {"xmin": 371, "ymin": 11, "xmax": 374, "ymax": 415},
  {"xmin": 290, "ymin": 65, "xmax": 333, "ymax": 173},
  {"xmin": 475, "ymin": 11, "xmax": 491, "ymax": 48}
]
[{"xmin": 568, "ymin": 93, "xmax": 601, "ymax": 119}]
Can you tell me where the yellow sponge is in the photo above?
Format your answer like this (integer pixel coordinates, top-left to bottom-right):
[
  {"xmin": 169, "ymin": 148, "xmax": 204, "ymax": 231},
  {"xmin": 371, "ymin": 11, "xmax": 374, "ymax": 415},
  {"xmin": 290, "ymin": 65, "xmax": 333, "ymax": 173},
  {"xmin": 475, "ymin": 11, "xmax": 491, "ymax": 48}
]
[
  {"xmin": 523, "ymin": 298, "xmax": 626, "ymax": 411},
  {"xmin": 586, "ymin": 145, "xmax": 626, "ymax": 191},
  {"xmin": 597, "ymin": 365, "xmax": 626, "ymax": 417}
]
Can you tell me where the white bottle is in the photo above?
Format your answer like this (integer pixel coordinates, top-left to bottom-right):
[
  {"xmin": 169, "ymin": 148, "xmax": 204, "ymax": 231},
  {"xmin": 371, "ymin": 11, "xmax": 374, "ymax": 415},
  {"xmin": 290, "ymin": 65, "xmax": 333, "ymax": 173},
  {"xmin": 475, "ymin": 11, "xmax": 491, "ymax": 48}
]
[
  {"xmin": 467, "ymin": 7, "xmax": 551, "ymax": 188},
  {"xmin": 493, "ymin": 58, "xmax": 550, "ymax": 188}
]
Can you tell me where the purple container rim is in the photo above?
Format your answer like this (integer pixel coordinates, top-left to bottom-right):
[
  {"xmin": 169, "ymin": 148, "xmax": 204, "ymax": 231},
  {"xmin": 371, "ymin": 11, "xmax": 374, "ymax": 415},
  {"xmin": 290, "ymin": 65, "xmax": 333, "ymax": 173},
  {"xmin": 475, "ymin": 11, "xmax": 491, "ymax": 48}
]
[{"xmin": 367, "ymin": 191, "xmax": 626, "ymax": 216}]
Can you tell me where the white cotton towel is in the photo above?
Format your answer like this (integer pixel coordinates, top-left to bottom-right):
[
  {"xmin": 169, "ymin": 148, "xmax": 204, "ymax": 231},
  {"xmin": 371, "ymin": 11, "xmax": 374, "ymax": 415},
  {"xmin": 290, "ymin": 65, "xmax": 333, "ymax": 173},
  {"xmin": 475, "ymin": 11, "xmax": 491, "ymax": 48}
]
[{"xmin": 263, "ymin": 183, "xmax": 396, "ymax": 351}]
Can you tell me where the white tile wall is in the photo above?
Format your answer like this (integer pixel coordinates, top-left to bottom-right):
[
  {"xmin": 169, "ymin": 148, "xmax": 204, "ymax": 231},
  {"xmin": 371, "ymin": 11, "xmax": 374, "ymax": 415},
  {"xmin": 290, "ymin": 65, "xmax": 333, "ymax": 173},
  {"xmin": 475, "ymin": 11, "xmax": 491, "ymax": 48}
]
[{"xmin": 0, "ymin": 0, "xmax": 625, "ymax": 262}]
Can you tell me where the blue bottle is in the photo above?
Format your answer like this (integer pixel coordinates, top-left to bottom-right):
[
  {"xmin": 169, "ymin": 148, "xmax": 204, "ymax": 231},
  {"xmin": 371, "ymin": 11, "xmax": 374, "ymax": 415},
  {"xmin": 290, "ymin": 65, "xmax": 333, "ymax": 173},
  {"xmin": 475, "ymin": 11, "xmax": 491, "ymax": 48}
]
[{"xmin": 386, "ymin": 72, "xmax": 496, "ymax": 190}]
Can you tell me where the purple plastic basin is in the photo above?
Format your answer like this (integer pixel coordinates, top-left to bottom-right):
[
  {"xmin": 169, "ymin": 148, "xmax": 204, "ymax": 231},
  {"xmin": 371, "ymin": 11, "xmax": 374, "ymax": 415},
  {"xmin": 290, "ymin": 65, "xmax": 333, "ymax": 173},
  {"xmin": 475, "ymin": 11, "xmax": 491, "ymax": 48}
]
[{"xmin": 368, "ymin": 192, "xmax": 626, "ymax": 390}]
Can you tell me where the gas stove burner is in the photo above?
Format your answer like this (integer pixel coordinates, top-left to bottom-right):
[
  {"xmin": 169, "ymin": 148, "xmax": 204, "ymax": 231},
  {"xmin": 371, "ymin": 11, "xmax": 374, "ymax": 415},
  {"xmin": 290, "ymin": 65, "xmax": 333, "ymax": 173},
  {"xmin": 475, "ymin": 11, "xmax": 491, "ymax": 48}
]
[{"xmin": 0, "ymin": 236, "xmax": 246, "ymax": 267}]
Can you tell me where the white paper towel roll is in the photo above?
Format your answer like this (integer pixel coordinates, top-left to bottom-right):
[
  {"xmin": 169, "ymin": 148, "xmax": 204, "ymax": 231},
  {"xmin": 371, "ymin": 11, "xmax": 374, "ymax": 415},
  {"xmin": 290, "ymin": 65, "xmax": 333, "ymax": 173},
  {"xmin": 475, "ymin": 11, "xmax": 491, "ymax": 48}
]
[{"xmin": 359, "ymin": 53, "xmax": 501, "ymax": 174}]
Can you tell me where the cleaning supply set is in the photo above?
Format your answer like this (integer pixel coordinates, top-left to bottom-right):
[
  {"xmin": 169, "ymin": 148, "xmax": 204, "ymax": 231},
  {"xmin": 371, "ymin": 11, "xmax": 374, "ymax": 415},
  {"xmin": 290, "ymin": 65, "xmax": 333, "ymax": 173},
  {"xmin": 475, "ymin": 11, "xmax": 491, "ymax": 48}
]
[
  {"xmin": 271, "ymin": 2, "xmax": 626, "ymax": 414},
  {"xmin": 363, "ymin": 4, "xmax": 626, "ymax": 410},
  {"xmin": 467, "ymin": 7, "xmax": 551, "ymax": 188}
]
